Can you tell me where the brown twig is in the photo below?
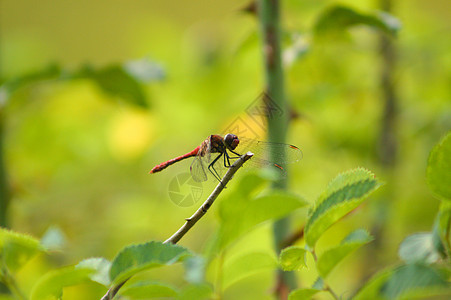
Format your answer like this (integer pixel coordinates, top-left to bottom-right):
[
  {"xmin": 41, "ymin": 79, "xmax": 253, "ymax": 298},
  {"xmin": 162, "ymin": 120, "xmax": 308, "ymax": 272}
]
[{"xmin": 279, "ymin": 225, "xmax": 305, "ymax": 249}]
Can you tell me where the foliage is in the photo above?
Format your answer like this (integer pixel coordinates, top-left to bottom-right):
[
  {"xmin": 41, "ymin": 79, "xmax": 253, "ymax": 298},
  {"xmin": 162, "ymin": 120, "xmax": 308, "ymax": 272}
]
[
  {"xmin": 282, "ymin": 135, "xmax": 451, "ymax": 299},
  {"xmin": 0, "ymin": 59, "xmax": 164, "ymax": 109},
  {"xmin": 304, "ymin": 168, "xmax": 382, "ymax": 248},
  {"xmin": 1, "ymin": 0, "xmax": 450, "ymax": 299},
  {"xmin": 427, "ymin": 132, "xmax": 451, "ymax": 202},
  {"xmin": 314, "ymin": 5, "xmax": 401, "ymax": 37},
  {"xmin": 109, "ymin": 241, "xmax": 191, "ymax": 285},
  {"xmin": 2, "ymin": 150, "xmax": 450, "ymax": 298}
]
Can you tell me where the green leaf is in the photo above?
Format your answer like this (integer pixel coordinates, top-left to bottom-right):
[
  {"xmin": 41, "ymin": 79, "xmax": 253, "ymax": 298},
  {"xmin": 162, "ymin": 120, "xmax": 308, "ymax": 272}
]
[
  {"xmin": 223, "ymin": 252, "xmax": 277, "ymax": 289},
  {"xmin": 279, "ymin": 246, "xmax": 307, "ymax": 271},
  {"xmin": 0, "ymin": 228, "xmax": 46, "ymax": 272},
  {"xmin": 76, "ymin": 257, "xmax": 111, "ymax": 287},
  {"xmin": 89, "ymin": 65, "xmax": 149, "ymax": 108},
  {"xmin": 398, "ymin": 233, "xmax": 442, "ymax": 264},
  {"xmin": 213, "ymin": 174, "xmax": 308, "ymax": 252},
  {"xmin": 305, "ymin": 168, "xmax": 382, "ymax": 248},
  {"xmin": 381, "ymin": 264, "xmax": 451, "ymax": 299},
  {"xmin": 109, "ymin": 241, "xmax": 191, "ymax": 285},
  {"xmin": 85, "ymin": 59, "xmax": 163, "ymax": 108},
  {"xmin": 311, "ymin": 277, "xmax": 325, "ymax": 290},
  {"xmin": 122, "ymin": 58, "xmax": 165, "ymax": 83},
  {"xmin": 0, "ymin": 64, "xmax": 61, "ymax": 107},
  {"xmin": 317, "ymin": 229, "xmax": 373, "ymax": 278},
  {"xmin": 120, "ymin": 281, "xmax": 178, "ymax": 298},
  {"xmin": 283, "ymin": 33, "xmax": 309, "ymax": 67},
  {"xmin": 427, "ymin": 131, "xmax": 451, "ymax": 201},
  {"xmin": 0, "ymin": 59, "xmax": 164, "ymax": 109},
  {"xmin": 314, "ymin": 5, "xmax": 401, "ymax": 37},
  {"xmin": 177, "ymin": 283, "xmax": 213, "ymax": 300},
  {"xmin": 289, "ymin": 288, "xmax": 321, "ymax": 300},
  {"xmin": 432, "ymin": 202, "xmax": 451, "ymax": 257},
  {"xmin": 353, "ymin": 268, "xmax": 393, "ymax": 300},
  {"xmin": 30, "ymin": 266, "xmax": 94, "ymax": 300},
  {"xmin": 184, "ymin": 256, "xmax": 206, "ymax": 284}
]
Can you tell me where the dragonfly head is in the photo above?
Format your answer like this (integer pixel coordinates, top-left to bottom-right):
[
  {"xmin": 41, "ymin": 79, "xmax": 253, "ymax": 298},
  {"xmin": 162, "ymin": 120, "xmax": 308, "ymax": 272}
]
[{"xmin": 224, "ymin": 133, "xmax": 239, "ymax": 150}]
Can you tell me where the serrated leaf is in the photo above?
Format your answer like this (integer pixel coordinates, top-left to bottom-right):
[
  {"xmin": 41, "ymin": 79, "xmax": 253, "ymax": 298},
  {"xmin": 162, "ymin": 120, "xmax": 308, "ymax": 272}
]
[
  {"xmin": 314, "ymin": 5, "xmax": 401, "ymax": 37},
  {"xmin": 305, "ymin": 168, "xmax": 382, "ymax": 248},
  {"xmin": 177, "ymin": 283, "xmax": 213, "ymax": 300},
  {"xmin": 76, "ymin": 257, "xmax": 111, "ymax": 287},
  {"xmin": 317, "ymin": 229, "xmax": 373, "ymax": 278},
  {"xmin": 398, "ymin": 233, "xmax": 442, "ymax": 264},
  {"xmin": 109, "ymin": 241, "xmax": 191, "ymax": 285},
  {"xmin": 212, "ymin": 174, "xmax": 308, "ymax": 252},
  {"xmin": 0, "ymin": 228, "xmax": 46, "ymax": 272},
  {"xmin": 381, "ymin": 264, "xmax": 450, "ymax": 299},
  {"xmin": 223, "ymin": 252, "xmax": 277, "ymax": 289},
  {"xmin": 353, "ymin": 268, "xmax": 393, "ymax": 300},
  {"xmin": 289, "ymin": 288, "xmax": 321, "ymax": 300},
  {"xmin": 120, "ymin": 281, "xmax": 178, "ymax": 298},
  {"xmin": 30, "ymin": 266, "xmax": 94, "ymax": 300},
  {"xmin": 279, "ymin": 246, "xmax": 307, "ymax": 271},
  {"xmin": 427, "ymin": 131, "xmax": 451, "ymax": 201}
]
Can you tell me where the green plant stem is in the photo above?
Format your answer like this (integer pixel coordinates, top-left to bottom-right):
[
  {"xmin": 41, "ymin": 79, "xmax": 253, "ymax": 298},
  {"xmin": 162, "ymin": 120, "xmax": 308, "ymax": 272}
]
[
  {"xmin": 215, "ymin": 251, "xmax": 225, "ymax": 300},
  {"xmin": 0, "ymin": 111, "xmax": 10, "ymax": 227},
  {"xmin": 325, "ymin": 286, "xmax": 340, "ymax": 300},
  {"xmin": 258, "ymin": 0, "xmax": 296, "ymax": 296},
  {"xmin": 1, "ymin": 266, "xmax": 27, "ymax": 300},
  {"xmin": 311, "ymin": 250, "xmax": 339, "ymax": 300}
]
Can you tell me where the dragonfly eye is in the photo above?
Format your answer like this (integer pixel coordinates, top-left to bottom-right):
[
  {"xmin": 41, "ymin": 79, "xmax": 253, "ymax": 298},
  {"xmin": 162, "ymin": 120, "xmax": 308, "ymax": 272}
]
[{"xmin": 224, "ymin": 133, "xmax": 239, "ymax": 150}]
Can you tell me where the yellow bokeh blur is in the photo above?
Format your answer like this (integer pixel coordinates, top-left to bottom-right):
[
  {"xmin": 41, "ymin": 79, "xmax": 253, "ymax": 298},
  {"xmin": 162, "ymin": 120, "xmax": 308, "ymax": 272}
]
[{"xmin": 108, "ymin": 110, "xmax": 156, "ymax": 161}]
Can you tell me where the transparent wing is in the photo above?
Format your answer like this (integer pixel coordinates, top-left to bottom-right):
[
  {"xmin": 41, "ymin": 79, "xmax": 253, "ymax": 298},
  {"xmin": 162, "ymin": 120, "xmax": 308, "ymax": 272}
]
[
  {"xmin": 233, "ymin": 137, "xmax": 303, "ymax": 176},
  {"xmin": 190, "ymin": 156, "xmax": 208, "ymax": 182}
]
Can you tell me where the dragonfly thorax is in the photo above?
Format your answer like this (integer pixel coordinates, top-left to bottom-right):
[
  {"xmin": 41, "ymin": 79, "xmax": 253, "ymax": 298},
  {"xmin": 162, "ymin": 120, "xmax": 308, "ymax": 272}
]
[{"xmin": 206, "ymin": 135, "xmax": 227, "ymax": 154}]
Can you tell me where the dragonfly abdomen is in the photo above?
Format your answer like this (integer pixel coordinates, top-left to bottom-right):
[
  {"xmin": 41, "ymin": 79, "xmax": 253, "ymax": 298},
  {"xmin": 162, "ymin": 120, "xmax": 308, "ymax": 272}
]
[{"xmin": 149, "ymin": 146, "xmax": 201, "ymax": 173}]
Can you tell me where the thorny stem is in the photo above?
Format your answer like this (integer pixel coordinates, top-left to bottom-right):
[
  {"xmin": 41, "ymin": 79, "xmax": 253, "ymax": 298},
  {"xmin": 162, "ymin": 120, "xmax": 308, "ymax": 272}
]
[
  {"xmin": 258, "ymin": 0, "xmax": 297, "ymax": 296},
  {"xmin": 100, "ymin": 152, "xmax": 254, "ymax": 300}
]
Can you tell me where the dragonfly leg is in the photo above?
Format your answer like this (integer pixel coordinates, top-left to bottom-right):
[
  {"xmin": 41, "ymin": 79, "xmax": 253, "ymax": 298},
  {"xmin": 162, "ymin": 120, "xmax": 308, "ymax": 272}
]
[
  {"xmin": 208, "ymin": 153, "xmax": 224, "ymax": 183},
  {"xmin": 224, "ymin": 150, "xmax": 239, "ymax": 167},
  {"xmin": 224, "ymin": 151, "xmax": 231, "ymax": 167},
  {"xmin": 227, "ymin": 150, "xmax": 242, "ymax": 160}
]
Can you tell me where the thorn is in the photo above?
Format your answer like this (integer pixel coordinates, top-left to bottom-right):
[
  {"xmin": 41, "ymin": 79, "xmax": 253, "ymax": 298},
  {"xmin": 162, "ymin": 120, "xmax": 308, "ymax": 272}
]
[{"xmin": 240, "ymin": 1, "xmax": 257, "ymax": 15}]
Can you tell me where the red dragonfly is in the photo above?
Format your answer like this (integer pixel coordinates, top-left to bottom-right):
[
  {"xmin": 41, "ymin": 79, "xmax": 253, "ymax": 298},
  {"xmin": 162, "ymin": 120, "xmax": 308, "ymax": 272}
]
[{"xmin": 149, "ymin": 133, "xmax": 302, "ymax": 182}]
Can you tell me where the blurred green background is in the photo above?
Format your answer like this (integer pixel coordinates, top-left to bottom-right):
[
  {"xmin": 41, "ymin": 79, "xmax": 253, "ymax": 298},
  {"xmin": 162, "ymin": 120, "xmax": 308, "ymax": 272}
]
[{"xmin": 1, "ymin": 0, "xmax": 450, "ymax": 298}]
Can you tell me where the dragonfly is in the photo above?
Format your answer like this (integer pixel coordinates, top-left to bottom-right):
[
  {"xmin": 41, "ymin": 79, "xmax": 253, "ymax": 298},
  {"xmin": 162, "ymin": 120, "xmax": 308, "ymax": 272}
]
[{"xmin": 149, "ymin": 133, "xmax": 302, "ymax": 182}]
